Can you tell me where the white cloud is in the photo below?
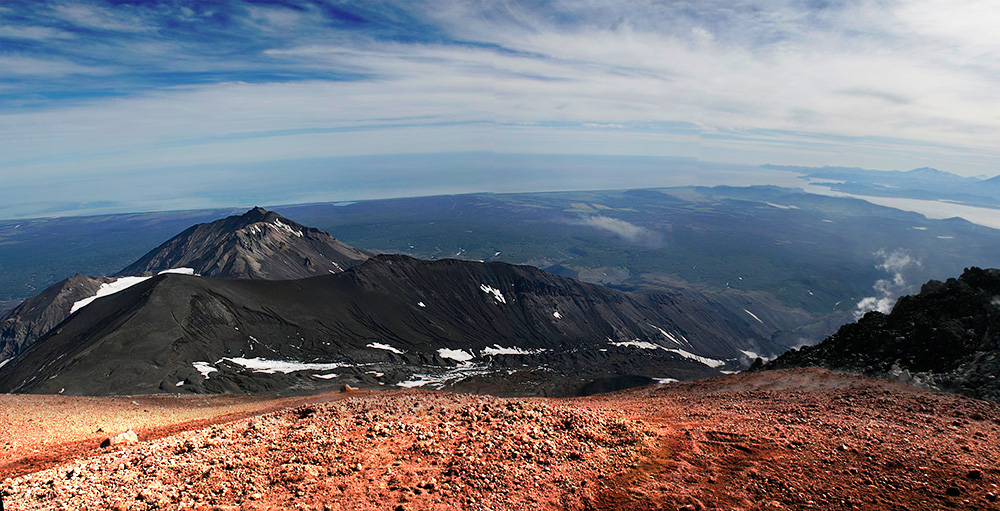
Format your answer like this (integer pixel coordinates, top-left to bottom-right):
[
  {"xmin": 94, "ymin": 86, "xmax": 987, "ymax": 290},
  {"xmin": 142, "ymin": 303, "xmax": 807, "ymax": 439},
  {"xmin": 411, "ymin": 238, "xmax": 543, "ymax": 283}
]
[
  {"xmin": 855, "ymin": 249, "xmax": 922, "ymax": 317},
  {"xmin": 581, "ymin": 216, "xmax": 660, "ymax": 245},
  {"xmin": 0, "ymin": 25, "xmax": 75, "ymax": 40},
  {"xmin": 2, "ymin": 0, "xmax": 999, "ymax": 215}
]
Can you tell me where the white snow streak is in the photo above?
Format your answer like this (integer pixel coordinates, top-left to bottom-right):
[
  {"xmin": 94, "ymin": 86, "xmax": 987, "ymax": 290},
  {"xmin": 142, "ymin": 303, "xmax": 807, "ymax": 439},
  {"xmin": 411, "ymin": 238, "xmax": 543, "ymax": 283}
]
[
  {"xmin": 0, "ymin": 359, "xmax": 9, "ymax": 370},
  {"xmin": 650, "ymin": 325, "xmax": 686, "ymax": 346},
  {"xmin": 397, "ymin": 363, "xmax": 489, "ymax": 388},
  {"xmin": 417, "ymin": 302, "xmax": 426, "ymax": 308},
  {"xmin": 158, "ymin": 267, "xmax": 196, "ymax": 275},
  {"xmin": 221, "ymin": 357, "xmax": 347, "ymax": 374},
  {"xmin": 367, "ymin": 342, "xmax": 405, "ymax": 354},
  {"xmin": 743, "ymin": 309, "xmax": 764, "ymax": 324},
  {"xmin": 665, "ymin": 349, "xmax": 725, "ymax": 368},
  {"xmin": 481, "ymin": 345, "xmax": 547, "ymax": 356},
  {"xmin": 609, "ymin": 339, "xmax": 662, "ymax": 350},
  {"xmin": 553, "ymin": 310, "xmax": 562, "ymax": 319},
  {"xmin": 272, "ymin": 219, "xmax": 303, "ymax": 237},
  {"xmin": 480, "ymin": 284, "xmax": 506, "ymax": 304},
  {"xmin": 312, "ymin": 373, "xmax": 340, "ymax": 379}
]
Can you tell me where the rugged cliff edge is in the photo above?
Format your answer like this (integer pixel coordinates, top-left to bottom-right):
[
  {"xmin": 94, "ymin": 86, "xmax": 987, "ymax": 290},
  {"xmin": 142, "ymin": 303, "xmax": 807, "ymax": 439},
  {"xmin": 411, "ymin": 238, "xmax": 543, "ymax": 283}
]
[{"xmin": 762, "ymin": 267, "xmax": 1000, "ymax": 401}]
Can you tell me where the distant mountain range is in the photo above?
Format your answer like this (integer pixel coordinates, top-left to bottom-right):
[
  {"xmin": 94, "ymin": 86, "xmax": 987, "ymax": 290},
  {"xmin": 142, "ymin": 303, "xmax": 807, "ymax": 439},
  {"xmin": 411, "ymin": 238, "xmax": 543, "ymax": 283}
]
[
  {"xmin": 1, "ymin": 208, "xmax": 372, "ymax": 364},
  {"xmin": 761, "ymin": 267, "xmax": 1000, "ymax": 401},
  {"xmin": 763, "ymin": 164, "xmax": 1000, "ymax": 208},
  {"xmin": 1, "ymin": 208, "xmax": 775, "ymax": 396}
]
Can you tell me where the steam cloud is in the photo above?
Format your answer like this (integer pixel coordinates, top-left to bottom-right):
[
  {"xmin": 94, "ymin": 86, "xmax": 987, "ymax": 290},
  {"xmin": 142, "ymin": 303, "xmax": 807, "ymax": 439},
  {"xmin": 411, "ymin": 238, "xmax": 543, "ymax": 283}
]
[
  {"xmin": 582, "ymin": 216, "xmax": 660, "ymax": 246},
  {"xmin": 854, "ymin": 249, "xmax": 920, "ymax": 318}
]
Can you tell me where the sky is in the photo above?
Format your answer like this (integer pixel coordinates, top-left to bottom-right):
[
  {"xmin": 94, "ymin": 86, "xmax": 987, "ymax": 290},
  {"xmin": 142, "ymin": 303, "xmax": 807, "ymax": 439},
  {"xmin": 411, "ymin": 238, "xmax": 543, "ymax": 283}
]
[{"xmin": 1, "ymin": 0, "xmax": 998, "ymax": 218}]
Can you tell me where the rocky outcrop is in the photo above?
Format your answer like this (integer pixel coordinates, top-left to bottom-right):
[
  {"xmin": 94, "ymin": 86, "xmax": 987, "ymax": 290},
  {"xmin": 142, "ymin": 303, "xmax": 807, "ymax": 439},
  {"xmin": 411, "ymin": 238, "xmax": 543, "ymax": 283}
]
[{"xmin": 762, "ymin": 267, "xmax": 1000, "ymax": 401}]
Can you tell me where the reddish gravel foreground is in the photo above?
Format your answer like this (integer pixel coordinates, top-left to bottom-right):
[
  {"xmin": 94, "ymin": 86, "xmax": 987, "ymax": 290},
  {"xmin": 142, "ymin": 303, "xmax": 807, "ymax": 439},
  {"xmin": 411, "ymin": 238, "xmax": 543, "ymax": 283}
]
[{"xmin": 3, "ymin": 368, "xmax": 999, "ymax": 510}]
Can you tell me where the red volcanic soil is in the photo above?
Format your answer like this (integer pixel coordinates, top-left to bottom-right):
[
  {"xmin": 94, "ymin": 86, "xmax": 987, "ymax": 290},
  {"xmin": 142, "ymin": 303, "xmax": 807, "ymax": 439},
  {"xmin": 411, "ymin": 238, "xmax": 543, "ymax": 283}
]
[{"xmin": 3, "ymin": 368, "xmax": 999, "ymax": 510}]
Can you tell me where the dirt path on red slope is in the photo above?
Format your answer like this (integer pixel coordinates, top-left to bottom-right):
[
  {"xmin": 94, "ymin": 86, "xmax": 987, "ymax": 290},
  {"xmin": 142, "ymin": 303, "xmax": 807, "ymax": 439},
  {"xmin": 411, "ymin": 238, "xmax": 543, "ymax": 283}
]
[
  {"xmin": 0, "ymin": 390, "xmax": 368, "ymax": 480},
  {"xmin": 4, "ymin": 369, "xmax": 1000, "ymax": 510}
]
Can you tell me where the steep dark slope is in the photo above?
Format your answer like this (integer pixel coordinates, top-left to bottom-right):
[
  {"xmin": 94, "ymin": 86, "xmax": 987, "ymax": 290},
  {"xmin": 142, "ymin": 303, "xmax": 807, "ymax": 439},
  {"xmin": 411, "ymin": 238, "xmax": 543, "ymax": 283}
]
[
  {"xmin": 0, "ymin": 208, "xmax": 374, "ymax": 366},
  {"xmin": 762, "ymin": 267, "xmax": 1000, "ymax": 401},
  {"xmin": 116, "ymin": 207, "xmax": 373, "ymax": 279},
  {"xmin": 0, "ymin": 256, "xmax": 758, "ymax": 397},
  {"xmin": 0, "ymin": 274, "xmax": 113, "ymax": 364}
]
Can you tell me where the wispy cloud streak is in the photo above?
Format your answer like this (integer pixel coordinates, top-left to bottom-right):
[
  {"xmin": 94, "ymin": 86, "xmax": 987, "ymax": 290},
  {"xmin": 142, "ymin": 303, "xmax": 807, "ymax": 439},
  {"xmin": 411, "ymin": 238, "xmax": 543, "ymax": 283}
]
[{"xmin": 1, "ymin": 0, "xmax": 998, "ymax": 216}]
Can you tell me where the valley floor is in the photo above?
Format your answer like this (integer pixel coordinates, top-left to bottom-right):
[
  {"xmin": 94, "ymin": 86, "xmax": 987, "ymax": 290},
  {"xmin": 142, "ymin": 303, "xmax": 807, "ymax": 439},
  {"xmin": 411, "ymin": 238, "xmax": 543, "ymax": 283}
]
[{"xmin": 2, "ymin": 368, "xmax": 998, "ymax": 510}]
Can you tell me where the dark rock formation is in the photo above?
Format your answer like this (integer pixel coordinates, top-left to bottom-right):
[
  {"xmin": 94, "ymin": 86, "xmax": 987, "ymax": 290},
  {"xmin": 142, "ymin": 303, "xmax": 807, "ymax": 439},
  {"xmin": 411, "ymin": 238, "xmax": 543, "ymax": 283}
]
[{"xmin": 763, "ymin": 267, "xmax": 1000, "ymax": 401}]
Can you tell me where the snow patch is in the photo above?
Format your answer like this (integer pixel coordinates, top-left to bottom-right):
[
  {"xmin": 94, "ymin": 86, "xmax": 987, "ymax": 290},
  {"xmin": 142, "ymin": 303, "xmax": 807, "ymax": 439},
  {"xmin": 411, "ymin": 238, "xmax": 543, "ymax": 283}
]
[
  {"xmin": 175, "ymin": 381, "xmax": 184, "ymax": 387},
  {"xmin": 743, "ymin": 308, "xmax": 764, "ymax": 324},
  {"xmin": 70, "ymin": 276, "xmax": 152, "ymax": 314},
  {"xmin": 911, "ymin": 226, "xmax": 929, "ymax": 230},
  {"xmin": 553, "ymin": 310, "xmax": 562, "ymax": 319},
  {"xmin": 417, "ymin": 301, "xmax": 426, "ymax": 308},
  {"xmin": 665, "ymin": 348, "xmax": 725, "ymax": 368},
  {"xmin": 0, "ymin": 359, "xmax": 9, "ymax": 370},
  {"xmin": 158, "ymin": 267, "xmax": 196, "ymax": 275},
  {"xmin": 221, "ymin": 357, "xmax": 347, "ymax": 374},
  {"xmin": 312, "ymin": 373, "xmax": 339, "ymax": 379},
  {"xmin": 397, "ymin": 363, "xmax": 489, "ymax": 388},
  {"xmin": 481, "ymin": 345, "xmax": 547, "ymax": 356},
  {"xmin": 367, "ymin": 342, "xmax": 405, "ymax": 354},
  {"xmin": 437, "ymin": 348, "xmax": 474, "ymax": 362},
  {"xmin": 272, "ymin": 219, "xmax": 303, "ymax": 237},
  {"xmin": 480, "ymin": 284, "xmax": 506, "ymax": 304},
  {"xmin": 193, "ymin": 361, "xmax": 218, "ymax": 379},
  {"xmin": 609, "ymin": 339, "xmax": 662, "ymax": 350},
  {"xmin": 653, "ymin": 378, "xmax": 678, "ymax": 384}
]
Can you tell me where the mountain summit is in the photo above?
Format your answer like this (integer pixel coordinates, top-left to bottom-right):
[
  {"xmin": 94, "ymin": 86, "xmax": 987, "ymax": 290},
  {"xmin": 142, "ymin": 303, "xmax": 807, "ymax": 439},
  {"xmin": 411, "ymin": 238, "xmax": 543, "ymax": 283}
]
[{"xmin": 116, "ymin": 207, "xmax": 374, "ymax": 280}]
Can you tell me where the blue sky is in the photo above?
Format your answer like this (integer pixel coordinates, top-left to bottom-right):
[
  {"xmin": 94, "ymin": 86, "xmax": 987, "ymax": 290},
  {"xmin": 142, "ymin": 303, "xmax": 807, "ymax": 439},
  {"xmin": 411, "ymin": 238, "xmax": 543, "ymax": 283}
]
[{"xmin": 1, "ymin": 0, "xmax": 998, "ymax": 218}]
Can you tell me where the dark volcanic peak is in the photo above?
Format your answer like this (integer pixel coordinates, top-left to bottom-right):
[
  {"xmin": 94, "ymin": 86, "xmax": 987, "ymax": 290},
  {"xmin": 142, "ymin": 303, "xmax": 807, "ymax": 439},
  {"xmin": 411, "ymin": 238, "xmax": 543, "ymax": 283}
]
[
  {"xmin": 0, "ymin": 255, "xmax": 768, "ymax": 397},
  {"xmin": 0, "ymin": 274, "xmax": 114, "ymax": 363},
  {"xmin": 116, "ymin": 207, "xmax": 374, "ymax": 280},
  {"xmin": 763, "ymin": 267, "xmax": 1000, "ymax": 401}
]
